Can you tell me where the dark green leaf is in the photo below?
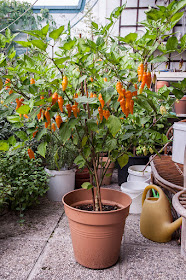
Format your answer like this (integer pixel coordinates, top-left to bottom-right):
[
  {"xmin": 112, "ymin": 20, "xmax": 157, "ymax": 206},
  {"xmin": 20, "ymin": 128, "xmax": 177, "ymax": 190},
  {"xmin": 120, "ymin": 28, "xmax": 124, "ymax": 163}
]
[
  {"xmin": 117, "ymin": 154, "xmax": 129, "ymax": 169},
  {"xmin": 37, "ymin": 142, "xmax": 47, "ymax": 158},
  {"xmin": 15, "ymin": 131, "xmax": 28, "ymax": 141},
  {"xmin": 49, "ymin": 26, "xmax": 64, "ymax": 40},
  {"xmin": 107, "ymin": 115, "xmax": 121, "ymax": 136}
]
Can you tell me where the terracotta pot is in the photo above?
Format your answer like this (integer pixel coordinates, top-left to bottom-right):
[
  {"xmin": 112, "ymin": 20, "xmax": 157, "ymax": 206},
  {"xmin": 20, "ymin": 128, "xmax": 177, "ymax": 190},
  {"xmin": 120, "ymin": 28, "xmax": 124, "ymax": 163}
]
[
  {"xmin": 156, "ymin": 80, "xmax": 169, "ymax": 92},
  {"xmin": 98, "ymin": 157, "xmax": 115, "ymax": 185},
  {"xmin": 174, "ymin": 95, "xmax": 186, "ymax": 115},
  {"xmin": 62, "ymin": 188, "xmax": 132, "ymax": 269},
  {"xmin": 75, "ymin": 168, "xmax": 90, "ymax": 189}
]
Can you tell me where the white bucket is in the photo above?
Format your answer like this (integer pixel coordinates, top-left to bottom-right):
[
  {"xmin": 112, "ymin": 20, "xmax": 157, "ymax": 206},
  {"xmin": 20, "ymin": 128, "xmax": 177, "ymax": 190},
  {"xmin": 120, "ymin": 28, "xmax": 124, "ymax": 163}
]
[
  {"xmin": 128, "ymin": 165, "xmax": 151, "ymax": 182},
  {"xmin": 45, "ymin": 168, "xmax": 75, "ymax": 201},
  {"xmin": 172, "ymin": 122, "xmax": 186, "ymax": 164},
  {"xmin": 121, "ymin": 181, "xmax": 149, "ymax": 214},
  {"xmin": 127, "ymin": 175, "xmax": 151, "ymax": 184}
]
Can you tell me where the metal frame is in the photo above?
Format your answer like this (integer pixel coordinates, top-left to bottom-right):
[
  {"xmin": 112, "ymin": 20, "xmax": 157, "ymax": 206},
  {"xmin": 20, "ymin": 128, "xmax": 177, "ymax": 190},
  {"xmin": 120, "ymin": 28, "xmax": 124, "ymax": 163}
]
[{"xmin": 33, "ymin": 0, "xmax": 86, "ymax": 13}]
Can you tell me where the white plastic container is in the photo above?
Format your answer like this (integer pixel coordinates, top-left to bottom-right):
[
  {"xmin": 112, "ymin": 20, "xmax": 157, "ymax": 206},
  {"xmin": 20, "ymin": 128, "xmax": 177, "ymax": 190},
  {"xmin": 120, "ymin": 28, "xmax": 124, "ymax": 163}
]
[
  {"xmin": 172, "ymin": 122, "xmax": 186, "ymax": 164},
  {"xmin": 121, "ymin": 181, "xmax": 149, "ymax": 214},
  {"xmin": 127, "ymin": 175, "xmax": 151, "ymax": 184},
  {"xmin": 45, "ymin": 168, "xmax": 75, "ymax": 201},
  {"xmin": 128, "ymin": 165, "xmax": 151, "ymax": 182}
]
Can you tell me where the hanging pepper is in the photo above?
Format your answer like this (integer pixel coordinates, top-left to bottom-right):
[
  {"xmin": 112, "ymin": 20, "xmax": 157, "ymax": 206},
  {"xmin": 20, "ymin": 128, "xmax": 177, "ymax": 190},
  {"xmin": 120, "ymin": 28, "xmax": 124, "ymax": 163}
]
[
  {"xmin": 116, "ymin": 81, "xmax": 123, "ymax": 95},
  {"xmin": 90, "ymin": 92, "xmax": 94, "ymax": 98},
  {"xmin": 23, "ymin": 114, "xmax": 29, "ymax": 119},
  {"xmin": 37, "ymin": 108, "xmax": 42, "ymax": 120},
  {"xmin": 58, "ymin": 96, "xmax": 64, "ymax": 112},
  {"xmin": 103, "ymin": 77, "xmax": 107, "ymax": 82},
  {"xmin": 28, "ymin": 148, "xmax": 35, "ymax": 159},
  {"xmin": 104, "ymin": 110, "xmax": 110, "ymax": 120},
  {"xmin": 98, "ymin": 106, "xmax": 103, "ymax": 122},
  {"xmin": 72, "ymin": 104, "xmax": 78, "ymax": 118},
  {"xmin": 33, "ymin": 129, "xmax": 38, "ymax": 138},
  {"xmin": 66, "ymin": 104, "xmax": 72, "ymax": 118},
  {"xmin": 74, "ymin": 93, "xmax": 78, "ymax": 105},
  {"xmin": 5, "ymin": 78, "xmax": 11, "ymax": 89},
  {"xmin": 30, "ymin": 78, "xmax": 35, "ymax": 84},
  {"xmin": 98, "ymin": 93, "xmax": 105, "ymax": 108},
  {"xmin": 44, "ymin": 110, "xmax": 50, "ymax": 123},
  {"xmin": 62, "ymin": 76, "xmax": 68, "ymax": 91},
  {"xmin": 40, "ymin": 95, "xmax": 44, "ymax": 100},
  {"xmin": 90, "ymin": 77, "xmax": 93, "ymax": 82},
  {"xmin": 55, "ymin": 115, "xmax": 63, "ymax": 128},
  {"xmin": 15, "ymin": 98, "xmax": 23, "ymax": 110},
  {"xmin": 120, "ymin": 98, "xmax": 126, "ymax": 114},
  {"xmin": 125, "ymin": 108, "xmax": 130, "ymax": 118},
  {"xmin": 93, "ymin": 93, "xmax": 97, "ymax": 98},
  {"xmin": 52, "ymin": 92, "xmax": 58, "ymax": 105},
  {"xmin": 9, "ymin": 89, "xmax": 13, "ymax": 95},
  {"xmin": 146, "ymin": 71, "xmax": 151, "ymax": 89},
  {"xmin": 142, "ymin": 72, "xmax": 148, "ymax": 86},
  {"xmin": 129, "ymin": 100, "xmax": 134, "ymax": 115},
  {"xmin": 137, "ymin": 63, "xmax": 144, "ymax": 82},
  {"xmin": 52, "ymin": 123, "xmax": 56, "ymax": 132},
  {"xmin": 45, "ymin": 122, "xmax": 49, "ymax": 128}
]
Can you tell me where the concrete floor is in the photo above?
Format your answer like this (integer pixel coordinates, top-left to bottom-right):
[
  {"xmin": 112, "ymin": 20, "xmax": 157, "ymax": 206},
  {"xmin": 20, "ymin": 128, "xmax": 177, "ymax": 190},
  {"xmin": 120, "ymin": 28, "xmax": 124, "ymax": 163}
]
[{"xmin": 0, "ymin": 182, "xmax": 185, "ymax": 280}]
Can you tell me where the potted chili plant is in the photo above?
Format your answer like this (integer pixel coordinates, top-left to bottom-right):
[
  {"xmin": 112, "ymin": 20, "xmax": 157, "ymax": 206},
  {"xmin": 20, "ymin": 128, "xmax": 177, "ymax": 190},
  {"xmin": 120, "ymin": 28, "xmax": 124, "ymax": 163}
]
[{"xmin": 1, "ymin": 0, "xmax": 186, "ymax": 269}]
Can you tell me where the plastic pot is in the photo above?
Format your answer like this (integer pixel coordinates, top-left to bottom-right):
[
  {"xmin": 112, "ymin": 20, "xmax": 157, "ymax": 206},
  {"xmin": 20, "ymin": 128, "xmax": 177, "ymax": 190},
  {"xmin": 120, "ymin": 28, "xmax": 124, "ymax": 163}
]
[
  {"xmin": 45, "ymin": 168, "xmax": 75, "ymax": 201},
  {"xmin": 62, "ymin": 188, "xmax": 132, "ymax": 269}
]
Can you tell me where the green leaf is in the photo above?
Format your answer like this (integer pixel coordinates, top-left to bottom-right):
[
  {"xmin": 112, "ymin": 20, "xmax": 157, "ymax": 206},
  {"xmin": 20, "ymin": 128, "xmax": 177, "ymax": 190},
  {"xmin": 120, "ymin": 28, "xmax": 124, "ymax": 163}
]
[
  {"xmin": 49, "ymin": 26, "xmax": 64, "ymax": 40},
  {"xmin": 106, "ymin": 139, "xmax": 117, "ymax": 151},
  {"xmin": 36, "ymin": 128, "xmax": 48, "ymax": 141},
  {"xmin": 96, "ymin": 36, "xmax": 104, "ymax": 46},
  {"xmin": 54, "ymin": 57, "xmax": 70, "ymax": 66},
  {"xmin": 91, "ymin": 22, "xmax": 98, "ymax": 29},
  {"xmin": 117, "ymin": 154, "xmax": 129, "ymax": 169},
  {"xmin": 166, "ymin": 36, "xmax": 178, "ymax": 51},
  {"xmin": 59, "ymin": 123, "xmax": 71, "ymax": 144},
  {"xmin": 37, "ymin": 142, "xmax": 47, "ymax": 158},
  {"xmin": 81, "ymin": 182, "xmax": 93, "ymax": 190},
  {"xmin": 16, "ymin": 105, "xmax": 30, "ymax": 115},
  {"xmin": 8, "ymin": 136, "xmax": 16, "ymax": 146},
  {"xmin": 0, "ymin": 140, "xmax": 9, "ymax": 151},
  {"xmin": 120, "ymin": 33, "xmax": 137, "ymax": 44},
  {"xmin": 15, "ymin": 131, "xmax": 28, "ymax": 141},
  {"xmin": 107, "ymin": 115, "xmax": 121, "ymax": 136},
  {"xmin": 82, "ymin": 136, "xmax": 88, "ymax": 147},
  {"xmin": 62, "ymin": 40, "xmax": 76, "ymax": 50},
  {"xmin": 74, "ymin": 155, "xmax": 86, "ymax": 169},
  {"xmin": 7, "ymin": 116, "xmax": 20, "ymax": 123},
  {"xmin": 30, "ymin": 40, "xmax": 47, "ymax": 51},
  {"xmin": 150, "ymin": 56, "xmax": 168, "ymax": 64},
  {"xmin": 86, "ymin": 119, "xmax": 98, "ymax": 132},
  {"xmin": 15, "ymin": 41, "xmax": 32, "ymax": 48},
  {"xmin": 172, "ymin": 88, "xmax": 184, "ymax": 99},
  {"xmin": 41, "ymin": 24, "xmax": 49, "ymax": 36}
]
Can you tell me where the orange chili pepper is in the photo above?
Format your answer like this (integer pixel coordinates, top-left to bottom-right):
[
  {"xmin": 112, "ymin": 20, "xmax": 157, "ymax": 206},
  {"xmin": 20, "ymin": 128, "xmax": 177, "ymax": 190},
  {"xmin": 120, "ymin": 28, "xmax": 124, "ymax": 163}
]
[
  {"xmin": 37, "ymin": 108, "xmax": 42, "ymax": 120},
  {"xmin": 137, "ymin": 63, "xmax": 144, "ymax": 82},
  {"xmin": 129, "ymin": 100, "xmax": 134, "ymax": 115},
  {"xmin": 52, "ymin": 92, "xmax": 58, "ymax": 105},
  {"xmin": 103, "ymin": 77, "xmax": 107, "ymax": 82},
  {"xmin": 30, "ymin": 78, "xmax": 35, "ymax": 84},
  {"xmin": 90, "ymin": 92, "xmax": 94, "ymax": 98},
  {"xmin": 72, "ymin": 104, "xmax": 78, "ymax": 118},
  {"xmin": 28, "ymin": 148, "xmax": 35, "ymax": 159},
  {"xmin": 98, "ymin": 93, "xmax": 105, "ymax": 108},
  {"xmin": 9, "ymin": 89, "xmax": 13, "ymax": 95},
  {"xmin": 23, "ymin": 114, "xmax": 29, "ymax": 119},
  {"xmin": 90, "ymin": 77, "xmax": 93, "ymax": 82},
  {"xmin": 93, "ymin": 94, "xmax": 97, "ymax": 98},
  {"xmin": 104, "ymin": 110, "xmax": 110, "ymax": 120},
  {"xmin": 44, "ymin": 110, "xmax": 50, "ymax": 123},
  {"xmin": 52, "ymin": 123, "xmax": 56, "ymax": 132},
  {"xmin": 58, "ymin": 96, "xmax": 64, "ymax": 112},
  {"xmin": 40, "ymin": 95, "xmax": 44, "ymax": 100},
  {"xmin": 45, "ymin": 122, "xmax": 49, "ymax": 128},
  {"xmin": 120, "ymin": 98, "xmax": 126, "ymax": 114},
  {"xmin": 66, "ymin": 104, "xmax": 72, "ymax": 118},
  {"xmin": 116, "ymin": 81, "xmax": 123, "ymax": 95},
  {"xmin": 98, "ymin": 106, "xmax": 103, "ymax": 122},
  {"xmin": 55, "ymin": 115, "xmax": 62, "ymax": 128},
  {"xmin": 62, "ymin": 76, "xmax": 68, "ymax": 91}
]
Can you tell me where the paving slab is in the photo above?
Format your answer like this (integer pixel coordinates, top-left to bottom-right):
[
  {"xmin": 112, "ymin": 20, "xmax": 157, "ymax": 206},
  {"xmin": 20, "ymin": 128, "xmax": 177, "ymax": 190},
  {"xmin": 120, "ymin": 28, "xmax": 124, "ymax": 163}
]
[
  {"xmin": 0, "ymin": 238, "xmax": 45, "ymax": 280},
  {"xmin": 30, "ymin": 237, "xmax": 120, "ymax": 280},
  {"xmin": 120, "ymin": 243, "xmax": 185, "ymax": 280},
  {"xmin": 0, "ymin": 208, "xmax": 64, "ymax": 241}
]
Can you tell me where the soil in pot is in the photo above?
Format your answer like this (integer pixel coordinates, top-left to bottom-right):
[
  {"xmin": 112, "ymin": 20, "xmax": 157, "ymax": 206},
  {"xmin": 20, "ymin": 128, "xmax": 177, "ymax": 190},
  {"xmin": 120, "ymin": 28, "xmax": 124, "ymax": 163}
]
[
  {"xmin": 62, "ymin": 188, "xmax": 131, "ymax": 269},
  {"xmin": 75, "ymin": 203, "xmax": 119, "ymax": 211}
]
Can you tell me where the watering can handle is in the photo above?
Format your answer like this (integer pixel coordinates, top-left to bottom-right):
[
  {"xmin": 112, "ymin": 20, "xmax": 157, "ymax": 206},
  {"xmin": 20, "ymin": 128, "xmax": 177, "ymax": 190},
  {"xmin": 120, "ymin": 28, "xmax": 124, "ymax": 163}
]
[{"xmin": 142, "ymin": 184, "xmax": 163, "ymax": 206}]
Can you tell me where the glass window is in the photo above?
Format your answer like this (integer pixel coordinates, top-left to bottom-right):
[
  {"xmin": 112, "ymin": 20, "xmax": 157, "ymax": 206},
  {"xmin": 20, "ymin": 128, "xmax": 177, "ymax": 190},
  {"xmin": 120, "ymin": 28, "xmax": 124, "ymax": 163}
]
[{"xmin": 20, "ymin": 0, "xmax": 86, "ymax": 13}]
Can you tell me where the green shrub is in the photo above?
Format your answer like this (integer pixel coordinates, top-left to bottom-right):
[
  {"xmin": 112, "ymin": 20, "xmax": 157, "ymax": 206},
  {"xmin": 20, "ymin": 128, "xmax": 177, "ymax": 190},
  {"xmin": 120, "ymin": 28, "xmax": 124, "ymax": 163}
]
[{"xmin": 0, "ymin": 149, "xmax": 49, "ymax": 213}]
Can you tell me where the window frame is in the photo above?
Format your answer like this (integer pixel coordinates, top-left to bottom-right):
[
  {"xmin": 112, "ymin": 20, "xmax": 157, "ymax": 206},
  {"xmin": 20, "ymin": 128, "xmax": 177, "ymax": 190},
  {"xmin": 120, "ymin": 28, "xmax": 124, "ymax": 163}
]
[{"xmin": 32, "ymin": 0, "xmax": 86, "ymax": 13}]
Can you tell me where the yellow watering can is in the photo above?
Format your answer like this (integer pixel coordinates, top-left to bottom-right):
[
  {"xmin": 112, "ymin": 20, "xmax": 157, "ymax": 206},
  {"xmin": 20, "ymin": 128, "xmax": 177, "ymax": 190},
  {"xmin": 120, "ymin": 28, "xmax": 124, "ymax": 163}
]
[{"xmin": 140, "ymin": 185, "xmax": 182, "ymax": 243}]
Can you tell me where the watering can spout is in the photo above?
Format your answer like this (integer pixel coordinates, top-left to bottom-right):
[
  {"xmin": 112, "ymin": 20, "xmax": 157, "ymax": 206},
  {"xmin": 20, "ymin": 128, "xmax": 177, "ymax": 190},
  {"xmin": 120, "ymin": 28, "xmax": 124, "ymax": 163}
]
[{"xmin": 165, "ymin": 217, "xmax": 182, "ymax": 236}]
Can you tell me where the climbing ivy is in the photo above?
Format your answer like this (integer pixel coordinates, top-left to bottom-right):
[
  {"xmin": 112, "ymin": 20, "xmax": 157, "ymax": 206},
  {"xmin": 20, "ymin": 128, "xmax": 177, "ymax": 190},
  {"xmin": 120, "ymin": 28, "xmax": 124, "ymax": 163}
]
[{"xmin": 0, "ymin": 0, "xmax": 56, "ymax": 32}]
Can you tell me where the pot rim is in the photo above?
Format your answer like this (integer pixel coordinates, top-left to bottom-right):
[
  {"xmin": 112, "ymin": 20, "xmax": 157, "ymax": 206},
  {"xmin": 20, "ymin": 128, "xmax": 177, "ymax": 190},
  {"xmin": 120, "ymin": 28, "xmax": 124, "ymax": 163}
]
[
  {"xmin": 45, "ymin": 167, "xmax": 75, "ymax": 176},
  {"xmin": 62, "ymin": 188, "xmax": 132, "ymax": 214}
]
